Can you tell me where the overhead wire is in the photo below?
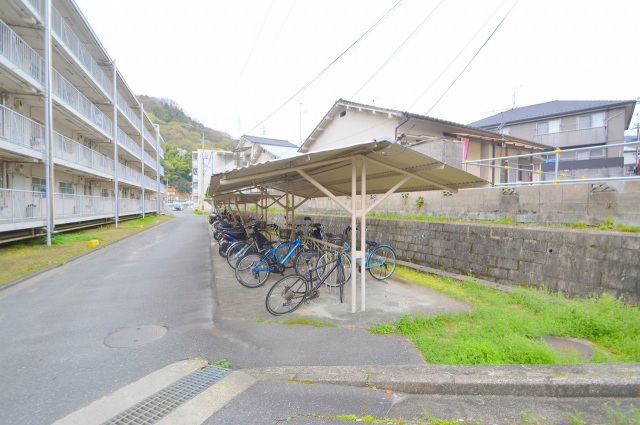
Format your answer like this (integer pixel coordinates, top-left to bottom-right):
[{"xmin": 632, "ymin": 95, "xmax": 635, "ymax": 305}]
[
  {"xmin": 405, "ymin": 0, "xmax": 510, "ymax": 111},
  {"xmin": 243, "ymin": 0, "xmax": 405, "ymax": 137},
  {"xmin": 424, "ymin": 0, "xmax": 520, "ymax": 116},
  {"xmin": 349, "ymin": 0, "xmax": 447, "ymax": 101}
]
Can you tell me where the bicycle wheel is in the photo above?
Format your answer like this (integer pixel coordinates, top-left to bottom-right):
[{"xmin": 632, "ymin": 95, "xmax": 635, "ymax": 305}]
[
  {"xmin": 235, "ymin": 254, "xmax": 271, "ymax": 288},
  {"xmin": 226, "ymin": 241, "xmax": 248, "ymax": 269},
  {"xmin": 293, "ymin": 248, "xmax": 319, "ymax": 277},
  {"xmin": 265, "ymin": 274, "xmax": 309, "ymax": 315},
  {"xmin": 316, "ymin": 251, "xmax": 351, "ymax": 287},
  {"xmin": 368, "ymin": 245, "xmax": 396, "ymax": 280}
]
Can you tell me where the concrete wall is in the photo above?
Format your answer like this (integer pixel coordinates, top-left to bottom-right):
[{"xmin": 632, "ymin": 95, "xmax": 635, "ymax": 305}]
[
  {"xmin": 270, "ymin": 212, "xmax": 639, "ymax": 304},
  {"xmin": 299, "ymin": 180, "xmax": 640, "ymax": 227}
]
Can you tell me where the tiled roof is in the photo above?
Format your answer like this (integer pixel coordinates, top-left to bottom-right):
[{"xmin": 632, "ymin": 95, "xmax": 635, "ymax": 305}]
[
  {"xmin": 469, "ymin": 100, "xmax": 636, "ymax": 128},
  {"xmin": 241, "ymin": 135, "xmax": 298, "ymax": 148}
]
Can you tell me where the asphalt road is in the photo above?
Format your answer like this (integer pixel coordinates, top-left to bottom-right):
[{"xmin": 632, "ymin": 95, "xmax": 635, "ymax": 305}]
[{"xmin": 0, "ymin": 212, "xmax": 425, "ymax": 425}]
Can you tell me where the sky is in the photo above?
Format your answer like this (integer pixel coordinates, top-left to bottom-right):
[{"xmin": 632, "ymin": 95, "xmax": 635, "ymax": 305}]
[{"xmin": 73, "ymin": 0, "xmax": 640, "ymax": 145}]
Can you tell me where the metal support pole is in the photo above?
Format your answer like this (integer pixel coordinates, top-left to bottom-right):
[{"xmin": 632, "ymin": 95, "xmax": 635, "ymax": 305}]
[
  {"xmin": 140, "ymin": 103, "xmax": 145, "ymax": 217},
  {"xmin": 360, "ymin": 158, "xmax": 367, "ymax": 312},
  {"xmin": 112, "ymin": 62, "xmax": 119, "ymax": 227},
  {"xmin": 350, "ymin": 159, "xmax": 357, "ymax": 313},
  {"xmin": 155, "ymin": 124, "xmax": 161, "ymax": 214},
  {"xmin": 43, "ymin": 0, "xmax": 54, "ymax": 246}
]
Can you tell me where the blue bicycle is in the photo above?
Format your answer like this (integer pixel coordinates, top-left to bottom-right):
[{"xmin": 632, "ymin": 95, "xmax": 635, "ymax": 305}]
[
  {"xmin": 340, "ymin": 225, "xmax": 397, "ymax": 280},
  {"xmin": 235, "ymin": 230, "xmax": 319, "ymax": 288}
]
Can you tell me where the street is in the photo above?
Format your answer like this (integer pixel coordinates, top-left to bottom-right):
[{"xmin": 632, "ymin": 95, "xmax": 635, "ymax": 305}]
[{"xmin": 0, "ymin": 213, "xmax": 425, "ymax": 424}]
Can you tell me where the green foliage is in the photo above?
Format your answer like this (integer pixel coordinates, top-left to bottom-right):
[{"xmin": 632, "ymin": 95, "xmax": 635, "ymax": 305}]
[
  {"xmin": 50, "ymin": 232, "xmax": 99, "ymax": 245},
  {"xmin": 601, "ymin": 402, "xmax": 640, "ymax": 424},
  {"xmin": 415, "ymin": 196, "xmax": 425, "ymax": 208},
  {"xmin": 377, "ymin": 266, "xmax": 640, "ymax": 365},
  {"xmin": 139, "ymin": 95, "xmax": 238, "ymax": 195},
  {"xmin": 212, "ymin": 358, "xmax": 231, "ymax": 368}
]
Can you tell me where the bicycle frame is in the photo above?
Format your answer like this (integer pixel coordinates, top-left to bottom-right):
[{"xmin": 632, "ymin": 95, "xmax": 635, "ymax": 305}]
[{"xmin": 251, "ymin": 237, "xmax": 303, "ymax": 273}]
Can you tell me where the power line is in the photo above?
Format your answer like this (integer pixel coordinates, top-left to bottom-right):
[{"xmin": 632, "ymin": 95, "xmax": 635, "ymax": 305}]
[
  {"xmin": 406, "ymin": 0, "xmax": 509, "ymax": 111},
  {"xmin": 424, "ymin": 0, "xmax": 520, "ymax": 117},
  {"xmin": 244, "ymin": 0, "xmax": 405, "ymax": 137},
  {"xmin": 349, "ymin": 0, "xmax": 446, "ymax": 101}
]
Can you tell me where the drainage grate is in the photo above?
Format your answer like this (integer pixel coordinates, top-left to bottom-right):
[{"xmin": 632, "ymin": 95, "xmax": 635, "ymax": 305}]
[{"xmin": 102, "ymin": 365, "xmax": 231, "ymax": 425}]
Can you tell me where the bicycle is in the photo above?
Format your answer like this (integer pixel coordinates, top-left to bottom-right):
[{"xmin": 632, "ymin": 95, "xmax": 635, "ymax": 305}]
[
  {"xmin": 235, "ymin": 230, "xmax": 319, "ymax": 288},
  {"xmin": 226, "ymin": 222, "xmax": 278, "ymax": 269},
  {"xmin": 265, "ymin": 248, "xmax": 349, "ymax": 316},
  {"xmin": 340, "ymin": 225, "xmax": 397, "ymax": 280}
]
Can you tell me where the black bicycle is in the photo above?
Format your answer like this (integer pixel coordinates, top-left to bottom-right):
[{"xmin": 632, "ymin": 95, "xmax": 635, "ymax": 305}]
[{"xmin": 265, "ymin": 248, "xmax": 348, "ymax": 316}]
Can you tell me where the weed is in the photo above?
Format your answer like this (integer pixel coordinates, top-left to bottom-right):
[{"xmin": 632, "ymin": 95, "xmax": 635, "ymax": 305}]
[
  {"xmin": 389, "ymin": 266, "xmax": 640, "ymax": 365},
  {"xmin": 602, "ymin": 402, "xmax": 640, "ymax": 425},
  {"xmin": 565, "ymin": 408, "xmax": 586, "ymax": 425},
  {"xmin": 212, "ymin": 358, "xmax": 231, "ymax": 368},
  {"xmin": 416, "ymin": 196, "xmax": 425, "ymax": 208}
]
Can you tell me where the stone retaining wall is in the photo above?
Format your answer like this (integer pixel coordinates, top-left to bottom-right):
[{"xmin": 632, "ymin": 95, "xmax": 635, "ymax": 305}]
[{"xmin": 269, "ymin": 213, "xmax": 639, "ymax": 304}]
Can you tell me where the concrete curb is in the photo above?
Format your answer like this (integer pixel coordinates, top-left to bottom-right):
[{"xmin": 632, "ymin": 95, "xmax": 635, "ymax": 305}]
[{"xmin": 241, "ymin": 363, "xmax": 640, "ymax": 398}]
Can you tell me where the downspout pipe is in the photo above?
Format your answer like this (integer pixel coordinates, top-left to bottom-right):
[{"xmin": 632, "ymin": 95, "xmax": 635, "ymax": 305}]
[{"xmin": 395, "ymin": 112, "xmax": 410, "ymax": 142}]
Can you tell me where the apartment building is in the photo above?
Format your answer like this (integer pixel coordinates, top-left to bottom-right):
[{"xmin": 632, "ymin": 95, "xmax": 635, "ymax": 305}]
[
  {"xmin": 0, "ymin": 0, "xmax": 164, "ymax": 243},
  {"xmin": 469, "ymin": 100, "xmax": 637, "ymax": 181}
]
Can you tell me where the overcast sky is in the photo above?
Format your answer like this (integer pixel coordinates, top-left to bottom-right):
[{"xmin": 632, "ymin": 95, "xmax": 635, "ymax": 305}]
[{"xmin": 73, "ymin": 0, "xmax": 640, "ymax": 144}]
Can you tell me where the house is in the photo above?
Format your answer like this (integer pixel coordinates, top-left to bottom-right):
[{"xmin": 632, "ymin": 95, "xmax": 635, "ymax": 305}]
[
  {"xmin": 0, "ymin": 0, "xmax": 163, "ymax": 243},
  {"xmin": 234, "ymin": 135, "xmax": 299, "ymax": 168},
  {"xmin": 191, "ymin": 149, "xmax": 235, "ymax": 208},
  {"xmin": 469, "ymin": 100, "xmax": 637, "ymax": 180},
  {"xmin": 298, "ymin": 99, "xmax": 552, "ymax": 185}
]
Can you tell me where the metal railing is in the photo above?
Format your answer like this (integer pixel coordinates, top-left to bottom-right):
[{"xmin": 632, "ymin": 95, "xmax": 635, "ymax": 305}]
[
  {"xmin": 116, "ymin": 92, "xmax": 142, "ymax": 130},
  {"xmin": 0, "ymin": 188, "xmax": 158, "ymax": 225},
  {"xmin": 53, "ymin": 132, "xmax": 115, "ymax": 175},
  {"xmin": 117, "ymin": 127, "xmax": 142, "ymax": 157},
  {"xmin": 51, "ymin": 7, "xmax": 112, "ymax": 96},
  {"xmin": 0, "ymin": 18, "xmax": 44, "ymax": 84},
  {"xmin": 0, "ymin": 104, "xmax": 45, "ymax": 151},
  {"xmin": 465, "ymin": 141, "xmax": 640, "ymax": 186}
]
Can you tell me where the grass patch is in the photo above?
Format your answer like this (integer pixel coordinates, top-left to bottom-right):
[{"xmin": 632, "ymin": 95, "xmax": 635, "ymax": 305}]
[
  {"xmin": 282, "ymin": 317, "xmax": 337, "ymax": 327},
  {"xmin": 370, "ymin": 266, "xmax": 640, "ymax": 365},
  {"xmin": 0, "ymin": 215, "xmax": 172, "ymax": 286}
]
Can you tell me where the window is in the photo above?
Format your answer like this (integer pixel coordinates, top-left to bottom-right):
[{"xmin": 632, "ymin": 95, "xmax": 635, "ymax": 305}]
[
  {"xmin": 32, "ymin": 177, "xmax": 46, "ymax": 197},
  {"xmin": 536, "ymin": 119, "xmax": 560, "ymax": 135},
  {"xmin": 59, "ymin": 182, "xmax": 73, "ymax": 195},
  {"xmin": 100, "ymin": 188, "xmax": 108, "ymax": 197},
  {"xmin": 579, "ymin": 115, "xmax": 592, "ymax": 129}
]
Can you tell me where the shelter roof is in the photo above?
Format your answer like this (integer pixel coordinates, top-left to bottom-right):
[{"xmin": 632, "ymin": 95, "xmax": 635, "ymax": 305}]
[{"xmin": 209, "ymin": 138, "xmax": 488, "ymax": 200}]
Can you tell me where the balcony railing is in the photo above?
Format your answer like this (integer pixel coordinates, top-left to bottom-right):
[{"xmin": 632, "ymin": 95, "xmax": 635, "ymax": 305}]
[
  {"xmin": 0, "ymin": 104, "xmax": 45, "ymax": 151},
  {"xmin": 51, "ymin": 7, "xmax": 112, "ymax": 96},
  {"xmin": 533, "ymin": 126, "xmax": 606, "ymax": 148},
  {"xmin": 0, "ymin": 189, "xmax": 159, "ymax": 228},
  {"xmin": 118, "ymin": 162, "xmax": 142, "ymax": 185},
  {"xmin": 117, "ymin": 127, "xmax": 142, "ymax": 157},
  {"xmin": 117, "ymin": 92, "xmax": 142, "ymax": 129},
  {"xmin": 0, "ymin": 19, "xmax": 44, "ymax": 84},
  {"xmin": 53, "ymin": 132, "xmax": 115, "ymax": 175},
  {"xmin": 52, "ymin": 69, "xmax": 113, "ymax": 136}
]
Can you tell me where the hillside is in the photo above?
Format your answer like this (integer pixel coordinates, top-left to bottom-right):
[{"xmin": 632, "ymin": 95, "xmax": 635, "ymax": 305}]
[{"xmin": 140, "ymin": 95, "xmax": 237, "ymax": 194}]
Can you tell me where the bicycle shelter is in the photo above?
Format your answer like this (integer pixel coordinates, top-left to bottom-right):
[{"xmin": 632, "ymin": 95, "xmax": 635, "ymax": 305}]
[{"xmin": 209, "ymin": 138, "xmax": 489, "ymax": 313}]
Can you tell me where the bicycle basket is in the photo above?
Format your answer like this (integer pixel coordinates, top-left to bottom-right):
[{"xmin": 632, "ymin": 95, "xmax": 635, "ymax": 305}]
[{"xmin": 279, "ymin": 228, "xmax": 292, "ymax": 240}]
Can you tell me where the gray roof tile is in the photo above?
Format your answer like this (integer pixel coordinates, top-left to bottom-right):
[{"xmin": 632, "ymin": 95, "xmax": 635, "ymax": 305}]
[{"xmin": 469, "ymin": 100, "xmax": 636, "ymax": 128}]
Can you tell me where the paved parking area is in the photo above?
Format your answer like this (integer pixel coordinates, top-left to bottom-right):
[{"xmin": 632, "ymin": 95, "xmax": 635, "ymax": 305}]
[{"xmin": 211, "ymin": 246, "xmax": 471, "ymax": 328}]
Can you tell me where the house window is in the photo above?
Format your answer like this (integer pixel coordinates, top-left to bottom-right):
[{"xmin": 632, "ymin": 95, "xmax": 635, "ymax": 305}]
[
  {"xmin": 100, "ymin": 188, "xmax": 108, "ymax": 197},
  {"xmin": 59, "ymin": 182, "xmax": 73, "ymax": 195},
  {"xmin": 579, "ymin": 112, "xmax": 605, "ymax": 129},
  {"xmin": 579, "ymin": 115, "xmax": 592, "ymax": 129},
  {"xmin": 32, "ymin": 177, "xmax": 46, "ymax": 197},
  {"xmin": 536, "ymin": 119, "xmax": 560, "ymax": 135}
]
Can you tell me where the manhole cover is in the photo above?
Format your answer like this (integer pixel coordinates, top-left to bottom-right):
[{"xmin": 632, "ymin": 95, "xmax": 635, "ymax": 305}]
[{"xmin": 105, "ymin": 325, "xmax": 167, "ymax": 348}]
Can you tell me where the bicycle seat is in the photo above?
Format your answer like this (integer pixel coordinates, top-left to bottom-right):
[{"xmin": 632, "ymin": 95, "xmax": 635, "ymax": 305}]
[{"xmin": 365, "ymin": 240, "xmax": 377, "ymax": 247}]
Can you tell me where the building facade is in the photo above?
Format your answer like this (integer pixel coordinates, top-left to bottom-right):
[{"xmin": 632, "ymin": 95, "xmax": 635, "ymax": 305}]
[
  {"xmin": 469, "ymin": 100, "xmax": 637, "ymax": 181},
  {"xmin": 0, "ymin": 0, "xmax": 164, "ymax": 243}
]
